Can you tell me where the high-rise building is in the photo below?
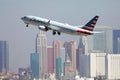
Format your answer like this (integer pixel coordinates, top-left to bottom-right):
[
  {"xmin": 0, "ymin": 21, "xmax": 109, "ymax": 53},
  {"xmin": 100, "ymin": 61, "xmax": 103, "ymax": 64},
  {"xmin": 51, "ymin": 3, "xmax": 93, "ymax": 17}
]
[
  {"xmin": 60, "ymin": 48, "xmax": 65, "ymax": 64},
  {"xmin": 30, "ymin": 53, "xmax": 39, "ymax": 79},
  {"xmin": 53, "ymin": 40, "xmax": 62, "ymax": 73},
  {"xmin": 64, "ymin": 54, "xmax": 74, "ymax": 79},
  {"xmin": 87, "ymin": 27, "xmax": 113, "ymax": 53},
  {"xmin": 76, "ymin": 49, "xmax": 80, "ymax": 73},
  {"xmin": 113, "ymin": 29, "xmax": 120, "ymax": 54},
  {"xmin": 79, "ymin": 53, "xmax": 106, "ymax": 78},
  {"xmin": 118, "ymin": 37, "xmax": 120, "ymax": 54},
  {"xmin": 56, "ymin": 58, "xmax": 62, "ymax": 79},
  {"xmin": 60, "ymin": 48, "xmax": 65, "ymax": 74},
  {"xmin": 79, "ymin": 53, "xmax": 96, "ymax": 77},
  {"xmin": 95, "ymin": 53, "xmax": 106, "ymax": 76},
  {"xmin": 47, "ymin": 46, "xmax": 54, "ymax": 74},
  {"xmin": 0, "ymin": 41, "xmax": 9, "ymax": 73},
  {"xmin": 105, "ymin": 54, "xmax": 120, "ymax": 79},
  {"xmin": 76, "ymin": 37, "xmax": 86, "ymax": 72},
  {"xmin": 77, "ymin": 37, "xmax": 85, "ymax": 54},
  {"xmin": 82, "ymin": 36, "xmax": 88, "ymax": 54},
  {"xmin": 64, "ymin": 41, "xmax": 76, "ymax": 74},
  {"xmin": 64, "ymin": 42, "xmax": 71, "ymax": 61},
  {"xmin": 36, "ymin": 31, "xmax": 47, "ymax": 78}
]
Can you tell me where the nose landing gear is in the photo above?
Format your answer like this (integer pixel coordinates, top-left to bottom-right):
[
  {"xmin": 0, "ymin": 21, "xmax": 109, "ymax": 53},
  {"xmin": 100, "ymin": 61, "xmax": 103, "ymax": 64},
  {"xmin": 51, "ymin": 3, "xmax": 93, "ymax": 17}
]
[{"xmin": 26, "ymin": 24, "xmax": 29, "ymax": 27}]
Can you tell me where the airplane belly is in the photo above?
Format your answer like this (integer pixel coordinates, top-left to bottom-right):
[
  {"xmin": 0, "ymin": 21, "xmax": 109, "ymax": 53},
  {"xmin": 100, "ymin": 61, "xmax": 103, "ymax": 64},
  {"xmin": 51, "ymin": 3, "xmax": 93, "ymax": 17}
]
[
  {"xmin": 48, "ymin": 24, "xmax": 80, "ymax": 35},
  {"xmin": 58, "ymin": 27, "xmax": 80, "ymax": 35},
  {"xmin": 49, "ymin": 25, "xmax": 60, "ymax": 30}
]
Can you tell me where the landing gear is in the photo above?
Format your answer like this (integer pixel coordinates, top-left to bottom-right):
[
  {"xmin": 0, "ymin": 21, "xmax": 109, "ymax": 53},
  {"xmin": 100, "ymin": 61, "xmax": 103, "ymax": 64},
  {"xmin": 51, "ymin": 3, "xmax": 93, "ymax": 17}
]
[
  {"xmin": 52, "ymin": 31, "xmax": 61, "ymax": 35},
  {"xmin": 53, "ymin": 31, "xmax": 56, "ymax": 35},
  {"xmin": 45, "ymin": 26, "xmax": 49, "ymax": 31},
  {"xmin": 26, "ymin": 24, "xmax": 29, "ymax": 27},
  {"xmin": 57, "ymin": 32, "xmax": 61, "ymax": 35}
]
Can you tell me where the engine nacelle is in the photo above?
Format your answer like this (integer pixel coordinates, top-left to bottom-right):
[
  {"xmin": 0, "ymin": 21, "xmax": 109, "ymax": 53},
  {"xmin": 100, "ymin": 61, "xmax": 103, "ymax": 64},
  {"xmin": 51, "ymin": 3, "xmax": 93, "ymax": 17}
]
[{"xmin": 38, "ymin": 26, "xmax": 46, "ymax": 31}]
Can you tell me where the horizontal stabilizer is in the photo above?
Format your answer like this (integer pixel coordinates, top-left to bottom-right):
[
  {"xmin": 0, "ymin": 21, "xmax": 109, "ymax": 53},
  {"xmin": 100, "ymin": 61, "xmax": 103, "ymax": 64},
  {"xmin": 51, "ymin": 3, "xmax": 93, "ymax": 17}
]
[{"xmin": 92, "ymin": 31, "xmax": 104, "ymax": 34}]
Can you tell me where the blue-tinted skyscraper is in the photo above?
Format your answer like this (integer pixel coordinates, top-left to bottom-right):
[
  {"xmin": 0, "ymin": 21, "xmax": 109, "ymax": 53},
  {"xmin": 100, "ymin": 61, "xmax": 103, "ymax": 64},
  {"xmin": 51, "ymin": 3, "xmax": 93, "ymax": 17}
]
[
  {"xmin": 0, "ymin": 41, "xmax": 9, "ymax": 73},
  {"xmin": 76, "ymin": 37, "xmax": 85, "ymax": 72},
  {"xmin": 30, "ymin": 53, "xmax": 39, "ymax": 79},
  {"xmin": 60, "ymin": 48, "xmax": 65, "ymax": 74},
  {"xmin": 56, "ymin": 58, "xmax": 62, "ymax": 79},
  {"xmin": 87, "ymin": 27, "xmax": 113, "ymax": 53},
  {"xmin": 118, "ymin": 38, "xmax": 120, "ymax": 54},
  {"xmin": 113, "ymin": 29, "xmax": 120, "ymax": 54}
]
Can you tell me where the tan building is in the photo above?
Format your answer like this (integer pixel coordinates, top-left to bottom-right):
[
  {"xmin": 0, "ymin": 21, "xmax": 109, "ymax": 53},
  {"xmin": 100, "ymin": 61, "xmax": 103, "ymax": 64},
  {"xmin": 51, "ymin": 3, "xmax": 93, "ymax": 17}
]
[{"xmin": 36, "ymin": 31, "xmax": 48, "ymax": 79}]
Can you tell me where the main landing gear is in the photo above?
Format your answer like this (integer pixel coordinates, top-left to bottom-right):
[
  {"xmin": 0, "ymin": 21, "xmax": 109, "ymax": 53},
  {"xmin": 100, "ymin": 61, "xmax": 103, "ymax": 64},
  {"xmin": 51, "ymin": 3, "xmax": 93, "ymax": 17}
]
[
  {"xmin": 53, "ymin": 31, "xmax": 56, "ymax": 35},
  {"xmin": 53, "ymin": 31, "xmax": 61, "ymax": 35},
  {"xmin": 57, "ymin": 32, "xmax": 61, "ymax": 35}
]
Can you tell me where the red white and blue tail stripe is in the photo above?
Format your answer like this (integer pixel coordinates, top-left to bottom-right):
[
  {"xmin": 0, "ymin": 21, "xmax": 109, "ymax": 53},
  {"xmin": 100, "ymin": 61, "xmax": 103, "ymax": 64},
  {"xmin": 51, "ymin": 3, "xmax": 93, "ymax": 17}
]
[{"xmin": 82, "ymin": 16, "xmax": 99, "ymax": 31}]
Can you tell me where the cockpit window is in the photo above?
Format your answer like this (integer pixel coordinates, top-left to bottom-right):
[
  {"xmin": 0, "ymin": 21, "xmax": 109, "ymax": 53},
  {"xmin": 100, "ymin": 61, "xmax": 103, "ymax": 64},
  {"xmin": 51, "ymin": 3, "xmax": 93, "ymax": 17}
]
[{"xmin": 24, "ymin": 16, "xmax": 27, "ymax": 19}]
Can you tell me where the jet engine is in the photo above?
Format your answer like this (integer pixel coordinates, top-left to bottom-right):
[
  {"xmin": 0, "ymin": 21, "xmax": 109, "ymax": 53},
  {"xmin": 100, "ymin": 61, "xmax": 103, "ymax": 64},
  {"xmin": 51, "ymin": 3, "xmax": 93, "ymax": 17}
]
[{"xmin": 38, "ymin": 26, "xmax": 48, "ymax": 31}]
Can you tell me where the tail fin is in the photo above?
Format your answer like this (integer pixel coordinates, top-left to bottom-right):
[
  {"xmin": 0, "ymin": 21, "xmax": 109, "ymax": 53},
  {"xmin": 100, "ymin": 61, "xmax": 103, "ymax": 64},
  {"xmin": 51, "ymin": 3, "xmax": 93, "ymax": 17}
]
[{"xmin": 82, "ymin": 16, "xmax": 99, "ymax": 31}]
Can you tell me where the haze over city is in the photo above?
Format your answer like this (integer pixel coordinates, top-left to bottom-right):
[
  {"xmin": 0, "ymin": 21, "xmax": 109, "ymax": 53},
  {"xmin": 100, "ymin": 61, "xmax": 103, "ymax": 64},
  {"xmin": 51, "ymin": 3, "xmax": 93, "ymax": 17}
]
[{"xmin": 0, "ymin": 0, "xmax": 120, "ymax": 73}]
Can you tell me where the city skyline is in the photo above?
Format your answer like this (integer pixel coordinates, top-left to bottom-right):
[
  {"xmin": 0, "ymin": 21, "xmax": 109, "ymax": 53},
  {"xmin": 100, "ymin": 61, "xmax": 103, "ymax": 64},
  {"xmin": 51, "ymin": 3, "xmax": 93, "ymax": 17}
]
[
  {"xmin": 0, "ymin": 0, "xmax": 120, "ymax": 72},
  {"xmin": 0, "ymin": 28, "xmax": 120, "ymax": 72},
  {"xmin": 0, "ymin": 28, "xmax": 120, "ymax": 79}
]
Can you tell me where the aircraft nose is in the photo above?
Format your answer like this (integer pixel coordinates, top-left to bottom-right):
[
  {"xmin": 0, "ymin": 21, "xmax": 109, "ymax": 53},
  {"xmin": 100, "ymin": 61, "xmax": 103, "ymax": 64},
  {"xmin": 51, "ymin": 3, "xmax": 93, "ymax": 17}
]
[
  {"xmin": 21, "ymin": 16, "xmax": 27, "ymax": 21},
  {"xmin": 21, "ymin": 17, "xmax": 24, "ymax": 20}
]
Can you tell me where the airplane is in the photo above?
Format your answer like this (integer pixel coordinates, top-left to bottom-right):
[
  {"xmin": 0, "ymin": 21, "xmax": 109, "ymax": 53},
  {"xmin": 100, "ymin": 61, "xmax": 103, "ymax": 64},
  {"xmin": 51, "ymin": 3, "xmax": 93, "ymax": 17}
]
[{"xmin": 21, "ymin": 15, "xmax": 100, "ymax": 36}]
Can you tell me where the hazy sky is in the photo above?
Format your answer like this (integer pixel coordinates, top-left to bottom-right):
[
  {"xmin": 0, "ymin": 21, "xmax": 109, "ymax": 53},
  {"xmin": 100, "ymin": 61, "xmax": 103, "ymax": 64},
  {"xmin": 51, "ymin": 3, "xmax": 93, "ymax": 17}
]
[{"xmin": 0, "ymin": 0, "xmax": 120, "ymax": 72}]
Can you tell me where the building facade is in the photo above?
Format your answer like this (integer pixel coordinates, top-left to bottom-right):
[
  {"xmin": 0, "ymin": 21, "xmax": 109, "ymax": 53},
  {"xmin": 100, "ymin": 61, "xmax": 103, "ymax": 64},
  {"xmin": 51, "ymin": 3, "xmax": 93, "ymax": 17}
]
[
  {"xmin": 77, "ymin": 37, "xmax": 85, "ymax": 72},
  {"xmin": 36, "ymin": 31, "xmax": 47, "ymax": 78},
  {"xmin": 118, "ymin": 37, "xmax": 120, "ymax": 54},
  {"xmin": 79, "ymin": 54, "xmax": 96, "ymax": 78},
  {"xmin": 79, "ymin": 53, "xmax": 106, "ymax": 78},
  {"xmin": 64, "ymin": 56, "xmax": 74, "ymax": 79},
  {"xmin": 77, "ymin": 37, "xmax": 85, "ymax": 54},
  {"xmin": 30, "ymin": 53, "xmax": 39, "ymax": 79},
  {"xmin": 64, "ymin": 41, "xmax": 76, "ymax": 75},
  {"xmin": 0, "ymin": 41, "xmax": 9, "ymax": 73},
  {"xmin": 87, "ymin": 27, "xmax": 113, "ymax": 53},
  {"xmin": 105, "ymin": 54, "xmax": 120, "ymax": 80},
  {"xmin": 47, "ymin": 46, "xmax": 54, "ymax": 74},
  {"xmin": 113, "ymin": 29, "xmax": 120, "ymax": 54},
  {"xmin": 56, "ymin": 58, "xmax": 62, "ymax": 79},
  {"xmin": 53, "ymin": 40, "xmax": 62, "ymax": 73}
]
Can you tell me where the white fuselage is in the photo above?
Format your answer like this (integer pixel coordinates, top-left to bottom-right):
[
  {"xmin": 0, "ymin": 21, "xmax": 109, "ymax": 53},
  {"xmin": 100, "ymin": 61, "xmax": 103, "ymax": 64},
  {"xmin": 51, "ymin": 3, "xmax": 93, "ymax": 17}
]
[{"xmin": 21, "ymin": 16, "xmax": 94, "ymax": 36}]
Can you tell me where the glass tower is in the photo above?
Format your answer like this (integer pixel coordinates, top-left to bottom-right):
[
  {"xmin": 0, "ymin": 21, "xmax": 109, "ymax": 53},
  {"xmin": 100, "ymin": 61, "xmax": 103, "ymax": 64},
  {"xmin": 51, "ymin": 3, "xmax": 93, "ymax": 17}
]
[
  {"xmin": 87, "ymin": 27, "xmax": 113, "ymax": 53},
  {"xmin": 56, "ymin": 58, "xmax": 62, "ymax": 79},
  {"xmin": 30, "ymin": 53, "xmax": 39, "ymax": 79},
  {"xmin": 113, "ymin": 29, "xmax": 120, "ymax": 54},
  {"xmin": 0, "ymin": 41, "xmax": 9, "ymax": 73},
  {"xmin": 118, "ymin": 37, "xmax": 120, "ymax": 54}
]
